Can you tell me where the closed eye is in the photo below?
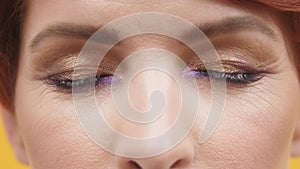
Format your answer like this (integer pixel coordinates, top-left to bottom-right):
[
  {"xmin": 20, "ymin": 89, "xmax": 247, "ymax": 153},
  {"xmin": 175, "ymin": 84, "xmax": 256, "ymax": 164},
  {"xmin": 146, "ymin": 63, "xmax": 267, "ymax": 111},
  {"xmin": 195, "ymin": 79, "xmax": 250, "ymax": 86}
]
[
  {"xmin": 45, "ymin": 73, "xmax": 115, "ymax": 92},
  {"xmin": 188, "ymin": 69, "xmax": 263, "ymax": 84}
]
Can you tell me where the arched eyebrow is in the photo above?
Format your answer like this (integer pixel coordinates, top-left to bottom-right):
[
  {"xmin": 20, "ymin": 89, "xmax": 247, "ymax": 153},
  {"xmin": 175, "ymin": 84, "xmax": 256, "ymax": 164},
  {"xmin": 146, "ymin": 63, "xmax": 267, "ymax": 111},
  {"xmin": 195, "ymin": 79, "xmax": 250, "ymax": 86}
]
[
  {"xmin": 29, "ymin": 23, "xmax": 102, "ymax": 50},
  {"xmin": 29, "ymin": 16, "xmax": 279, "ymax": 51},
  {"xmin": 197, "ymin": 16, "xmax": 278, "ymax": 40}
]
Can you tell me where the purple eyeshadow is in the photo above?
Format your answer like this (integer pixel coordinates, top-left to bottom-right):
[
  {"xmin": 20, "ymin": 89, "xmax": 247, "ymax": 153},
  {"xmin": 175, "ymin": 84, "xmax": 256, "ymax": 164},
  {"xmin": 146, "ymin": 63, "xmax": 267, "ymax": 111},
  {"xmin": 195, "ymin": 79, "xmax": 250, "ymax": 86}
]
[
  {"xmin": 184, "ymin": 69, "xmax": 208, "ymax": 78},
  {"xmin": 95, "ymin": 75, "xmax": 121, "ymax": 87}
]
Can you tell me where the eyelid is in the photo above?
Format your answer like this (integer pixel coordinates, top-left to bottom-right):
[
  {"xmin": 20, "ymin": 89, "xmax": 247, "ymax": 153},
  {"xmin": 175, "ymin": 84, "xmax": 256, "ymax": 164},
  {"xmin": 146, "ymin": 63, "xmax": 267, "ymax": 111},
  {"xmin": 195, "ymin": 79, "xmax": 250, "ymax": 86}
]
[
  {"xmin": 186, "ymin": 59, "xmax": 266, "ymax": 75},
  {"xmin": 30, "ymin": 38, "xmax": 122, "ymax": 79},
  {"xmin": 43, "ymin": 72, "xmax": 116, "ymax": 95},
  {"xmin": 213, "ymin": 39, "xmax": 280, "ymax": 71},
  {"xmin": 186, "ymin": 69, "xmax": 265, "ymax": 90},
  {"xmin": 33, "ymin": 53, "xmax": 121, "ymax": 82},
  {"xmin": 46, "ymin": 65, "xmax": 117, "ymax": 82}
]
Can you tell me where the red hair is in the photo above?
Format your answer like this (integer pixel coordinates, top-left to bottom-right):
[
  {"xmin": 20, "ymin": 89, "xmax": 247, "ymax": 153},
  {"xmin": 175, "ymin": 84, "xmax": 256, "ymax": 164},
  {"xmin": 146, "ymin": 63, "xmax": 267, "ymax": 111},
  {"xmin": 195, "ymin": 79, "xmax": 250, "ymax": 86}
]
[
  {"xmin": 257, "ymin": 1, "xmax": 300, "ymax": 43},
  {"xmin": 0, "ymin": 0, "xmax": 23, "ymax": 110},
  {"xmin": 0, "ymin": 0, "xmax": 299, "ymax": 110}
]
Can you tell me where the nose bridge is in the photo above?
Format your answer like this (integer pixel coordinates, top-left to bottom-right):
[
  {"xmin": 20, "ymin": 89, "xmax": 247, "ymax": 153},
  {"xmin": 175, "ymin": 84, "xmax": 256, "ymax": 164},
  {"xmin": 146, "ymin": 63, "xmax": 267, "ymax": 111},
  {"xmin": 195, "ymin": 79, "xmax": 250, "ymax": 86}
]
[
  {"xmin": 114, "ymin": 70, "xmax": 194, "ymax": 169},
  {"xmin": 109, "ymin": 55, "xmax": 187, "ymax": 139},
  {"xmin": 129, "ymin": 68, "xmax": 177, "ymax": 113},
  {"xmin": 128, "ymin": 68, "xmax": 182, "ymax": 133}
]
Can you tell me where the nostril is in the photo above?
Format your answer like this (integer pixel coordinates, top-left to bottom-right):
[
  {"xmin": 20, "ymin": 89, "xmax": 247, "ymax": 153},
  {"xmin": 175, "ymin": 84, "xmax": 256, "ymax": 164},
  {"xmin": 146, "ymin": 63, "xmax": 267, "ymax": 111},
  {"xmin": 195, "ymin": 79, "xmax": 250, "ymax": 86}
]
[
  {"xmin": 129, "ymin": 160, "xmax": 142, "ymax": 169},
  {"xmin": 171, "ymin": 160, "xmax": 183, "ymax": 168}
]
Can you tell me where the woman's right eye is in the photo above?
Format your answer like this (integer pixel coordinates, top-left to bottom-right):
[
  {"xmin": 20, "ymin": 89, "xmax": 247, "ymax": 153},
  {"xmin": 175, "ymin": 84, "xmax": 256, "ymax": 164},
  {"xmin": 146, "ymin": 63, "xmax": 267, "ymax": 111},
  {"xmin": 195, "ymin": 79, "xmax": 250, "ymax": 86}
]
[{"xmin": 45, "ymin": 73, "xmax": 115, "ymax": 92}]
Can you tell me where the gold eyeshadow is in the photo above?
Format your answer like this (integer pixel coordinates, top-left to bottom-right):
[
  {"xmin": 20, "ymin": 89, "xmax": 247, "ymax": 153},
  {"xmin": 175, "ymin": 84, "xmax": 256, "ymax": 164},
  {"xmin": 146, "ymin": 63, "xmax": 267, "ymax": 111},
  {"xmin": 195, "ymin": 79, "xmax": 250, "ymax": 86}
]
[{"xmin": 28, "ymin": 28, "xmax": 282, "ymax": 95}]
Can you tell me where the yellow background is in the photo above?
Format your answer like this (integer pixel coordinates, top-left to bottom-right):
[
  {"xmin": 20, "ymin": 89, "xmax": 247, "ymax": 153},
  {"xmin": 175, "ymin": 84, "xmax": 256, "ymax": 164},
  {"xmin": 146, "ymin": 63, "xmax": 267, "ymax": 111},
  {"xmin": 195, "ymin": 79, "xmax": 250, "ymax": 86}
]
[{"xmin": 1, "ymin": 117, "xmax": 300, "ymax": 169}]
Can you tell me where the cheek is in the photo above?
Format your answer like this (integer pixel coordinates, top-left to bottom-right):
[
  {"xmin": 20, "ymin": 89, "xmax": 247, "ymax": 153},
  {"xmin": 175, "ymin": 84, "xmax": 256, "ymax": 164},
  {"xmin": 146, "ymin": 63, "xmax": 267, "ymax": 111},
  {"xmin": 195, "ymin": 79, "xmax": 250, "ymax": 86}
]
[
  {"xmin": 193, "ymin": 75, "xmax": 299, "ymax": 168},
  {"xmin": 14, "ymin": 78, "xmax": 115, "ymax": 168}
]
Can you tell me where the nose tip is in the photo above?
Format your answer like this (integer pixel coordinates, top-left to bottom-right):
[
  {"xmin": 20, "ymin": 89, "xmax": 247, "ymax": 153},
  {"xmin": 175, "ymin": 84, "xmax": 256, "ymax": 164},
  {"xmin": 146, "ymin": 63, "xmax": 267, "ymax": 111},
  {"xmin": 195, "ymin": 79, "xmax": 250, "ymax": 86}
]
[{"xmin": 116, "ymin": 139, "xmax": 194, "ymax": 169}]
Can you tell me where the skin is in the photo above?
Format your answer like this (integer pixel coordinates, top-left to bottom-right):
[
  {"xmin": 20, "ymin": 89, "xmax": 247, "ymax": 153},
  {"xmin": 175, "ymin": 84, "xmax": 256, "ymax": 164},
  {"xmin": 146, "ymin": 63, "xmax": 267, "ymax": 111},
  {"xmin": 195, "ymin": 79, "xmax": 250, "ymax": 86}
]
[{"xmin": 1, "ymin": 0, "xmax": 300, "ymax": 168}]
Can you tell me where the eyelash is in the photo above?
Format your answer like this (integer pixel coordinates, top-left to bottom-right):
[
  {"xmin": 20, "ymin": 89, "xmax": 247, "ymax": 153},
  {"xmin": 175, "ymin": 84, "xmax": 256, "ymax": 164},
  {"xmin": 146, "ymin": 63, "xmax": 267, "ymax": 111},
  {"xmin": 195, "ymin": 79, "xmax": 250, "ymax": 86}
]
[
  {"xmin": 46, "ymin": 73, "xmax": 114, "ymax": 90},
  {"xmin": 189, "ymin": 69, "xmax": 262, "ymax": 84},
  {"xmin": 45, "ymin": 68, "xmax": 262, "ymax": 93}
]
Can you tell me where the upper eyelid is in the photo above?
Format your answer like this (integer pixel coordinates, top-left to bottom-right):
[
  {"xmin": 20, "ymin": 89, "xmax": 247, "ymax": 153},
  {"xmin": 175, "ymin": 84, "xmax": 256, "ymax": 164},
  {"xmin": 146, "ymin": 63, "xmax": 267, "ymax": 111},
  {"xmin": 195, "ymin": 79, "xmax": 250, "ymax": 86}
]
[{"xmin": 32, "ymin": 39, "xmax": 280, "ymax": 83}]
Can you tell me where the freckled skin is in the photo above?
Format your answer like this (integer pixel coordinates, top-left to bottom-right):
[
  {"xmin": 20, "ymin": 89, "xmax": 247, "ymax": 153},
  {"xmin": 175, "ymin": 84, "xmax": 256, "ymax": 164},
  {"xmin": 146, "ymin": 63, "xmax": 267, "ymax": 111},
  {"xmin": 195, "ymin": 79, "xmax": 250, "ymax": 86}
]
[{"xmin": 5, "ymin": 0, "xmax": 300, "ymax": 168}]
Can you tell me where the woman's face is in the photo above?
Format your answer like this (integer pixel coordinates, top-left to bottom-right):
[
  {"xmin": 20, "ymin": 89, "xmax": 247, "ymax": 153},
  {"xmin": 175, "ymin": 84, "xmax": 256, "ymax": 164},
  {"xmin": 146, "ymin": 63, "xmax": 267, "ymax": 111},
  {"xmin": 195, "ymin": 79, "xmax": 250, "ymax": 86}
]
[{"xmin": 10, "ymin": 0, "xmax": 300, "ymax": 168}]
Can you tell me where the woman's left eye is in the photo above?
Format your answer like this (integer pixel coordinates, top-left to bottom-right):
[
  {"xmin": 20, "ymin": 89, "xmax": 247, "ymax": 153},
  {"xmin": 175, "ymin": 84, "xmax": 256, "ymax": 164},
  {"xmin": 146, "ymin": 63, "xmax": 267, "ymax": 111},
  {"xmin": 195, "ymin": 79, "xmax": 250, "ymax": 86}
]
[{"xmin": 187, "ymin": 69, "xmax": 262, "ymax": 84}]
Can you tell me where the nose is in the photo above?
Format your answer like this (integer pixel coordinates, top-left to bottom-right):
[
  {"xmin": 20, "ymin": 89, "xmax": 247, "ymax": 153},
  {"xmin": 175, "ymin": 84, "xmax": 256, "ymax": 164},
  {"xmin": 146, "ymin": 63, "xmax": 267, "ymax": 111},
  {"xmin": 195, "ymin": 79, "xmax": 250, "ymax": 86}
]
[
  {"xmin": 116, "ymin": 139, "xmax": 194, "ymax": 169},
  {"xmin": 115, "ymin": 68, "xmax": 195, "ymax": 169}
]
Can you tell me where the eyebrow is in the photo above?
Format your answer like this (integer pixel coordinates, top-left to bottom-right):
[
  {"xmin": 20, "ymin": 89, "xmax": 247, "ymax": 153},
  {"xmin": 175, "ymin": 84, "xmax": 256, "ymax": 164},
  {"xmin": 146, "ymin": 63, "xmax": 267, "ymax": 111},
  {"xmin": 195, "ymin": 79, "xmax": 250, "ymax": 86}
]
[
  {"xmin": 29, "ymin": 23, "xmax": 100, "ymax": 50},
  {"xmin": 29, "ymin": 16, "xmax": 278, "ymax": 50},
  {"xmin": 198, "ymin": 16, "xmax": 277, "ymax": 40}
]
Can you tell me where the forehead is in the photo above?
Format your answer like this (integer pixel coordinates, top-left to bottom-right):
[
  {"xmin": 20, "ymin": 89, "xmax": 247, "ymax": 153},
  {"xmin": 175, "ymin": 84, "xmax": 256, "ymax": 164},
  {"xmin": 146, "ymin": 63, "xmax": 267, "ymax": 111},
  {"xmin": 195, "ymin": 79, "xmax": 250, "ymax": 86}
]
[
  {"xmin": 21, "ymin": 0, "xmax": 286, "ymax": 64},
  {"xmin": 24, "ymin": 0, "xmax": 273, "ymax": 19},
  {"xmin": 23, "ymin": 0, "xmax": 278, "ymax": 37}
]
